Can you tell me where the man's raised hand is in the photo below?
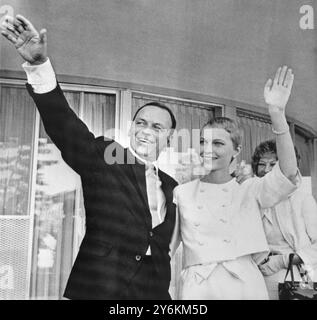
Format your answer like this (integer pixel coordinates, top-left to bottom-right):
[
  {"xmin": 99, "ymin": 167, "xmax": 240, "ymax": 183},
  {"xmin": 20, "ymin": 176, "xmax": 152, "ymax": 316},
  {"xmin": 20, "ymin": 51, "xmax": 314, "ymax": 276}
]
[
  {"xmin": 264, "ymin": 66, "xmax": 294, "ymax": 113},
  {"xmin": 1, "ymin": 14, "xmax": 47, "ymax": 65}
]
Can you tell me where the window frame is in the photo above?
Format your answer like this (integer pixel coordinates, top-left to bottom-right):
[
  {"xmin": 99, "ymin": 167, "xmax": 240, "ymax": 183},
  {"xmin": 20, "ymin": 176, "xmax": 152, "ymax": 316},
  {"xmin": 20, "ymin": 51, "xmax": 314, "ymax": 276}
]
[{"xmin": 0, "ymin": 78, "xmax": 120, "ymax": 299}]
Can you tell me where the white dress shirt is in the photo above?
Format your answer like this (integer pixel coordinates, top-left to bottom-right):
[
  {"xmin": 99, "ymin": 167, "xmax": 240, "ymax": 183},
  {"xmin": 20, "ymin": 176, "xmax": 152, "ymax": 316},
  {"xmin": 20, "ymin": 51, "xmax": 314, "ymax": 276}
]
[{"xmin": 127, "ymin": 144, "xmax": 167, "ymax": 228}]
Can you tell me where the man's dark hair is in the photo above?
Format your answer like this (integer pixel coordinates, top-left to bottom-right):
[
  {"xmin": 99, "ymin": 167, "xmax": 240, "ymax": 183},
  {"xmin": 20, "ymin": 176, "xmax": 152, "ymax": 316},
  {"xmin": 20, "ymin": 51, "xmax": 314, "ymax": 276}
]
[
  {"xmin": 251, "ymin": 139, "xmax": 301, "ymax": 175},
  {"xmin": 132, "ymin": 101, "xmax": 177, "ymax": 130}
]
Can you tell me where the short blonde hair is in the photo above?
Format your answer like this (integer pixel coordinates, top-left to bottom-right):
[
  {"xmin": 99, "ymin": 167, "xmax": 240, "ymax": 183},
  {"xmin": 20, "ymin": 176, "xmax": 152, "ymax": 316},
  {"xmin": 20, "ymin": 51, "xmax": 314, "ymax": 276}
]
[{"xmin": 202, "ymin": 117, "xmax": 243, "ymax": 150}]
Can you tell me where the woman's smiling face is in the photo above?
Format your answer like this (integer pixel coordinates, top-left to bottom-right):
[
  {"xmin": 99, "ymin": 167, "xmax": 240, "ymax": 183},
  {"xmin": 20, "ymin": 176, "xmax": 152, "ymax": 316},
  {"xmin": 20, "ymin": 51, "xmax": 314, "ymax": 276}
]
[{"xmin": 200, "ymin": 126, "xmax": 239, "ymax": 172}]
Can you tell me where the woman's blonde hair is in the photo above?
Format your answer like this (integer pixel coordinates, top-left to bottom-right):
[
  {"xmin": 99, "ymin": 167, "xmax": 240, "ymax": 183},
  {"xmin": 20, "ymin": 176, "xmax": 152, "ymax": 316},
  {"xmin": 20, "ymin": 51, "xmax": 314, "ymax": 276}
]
[{"xmin": 202, "ymin": 117, "xmax": 243, "ymax": 150}]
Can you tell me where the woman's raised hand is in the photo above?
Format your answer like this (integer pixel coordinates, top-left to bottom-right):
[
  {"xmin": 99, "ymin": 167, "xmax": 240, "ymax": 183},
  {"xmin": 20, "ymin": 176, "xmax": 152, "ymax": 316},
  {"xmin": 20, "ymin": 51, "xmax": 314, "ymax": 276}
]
[{"xmin": 264, "ymin": 66, "xmax": 294, "ymax": 113}]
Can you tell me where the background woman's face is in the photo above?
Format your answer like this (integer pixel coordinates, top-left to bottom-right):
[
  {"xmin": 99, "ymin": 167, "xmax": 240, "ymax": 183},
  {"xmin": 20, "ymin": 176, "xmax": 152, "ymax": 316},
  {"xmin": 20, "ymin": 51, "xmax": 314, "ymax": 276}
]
[
  {"xmin": 200, "ymin": 126, "xmax": 237, "ymax": 172},
  {"xmin": 256, "ymin": 152, "xmax": 277, "ymax": 177}
]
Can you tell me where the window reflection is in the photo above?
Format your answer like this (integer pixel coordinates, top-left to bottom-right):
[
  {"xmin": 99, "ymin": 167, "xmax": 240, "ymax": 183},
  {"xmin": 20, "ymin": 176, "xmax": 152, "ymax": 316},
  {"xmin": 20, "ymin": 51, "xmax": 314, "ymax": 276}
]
[
  {"xmin": 30, "ymin": 91, "xmax": 116, "ymax": 299},
  {"xmin": 0, "ymin": 85, "xmax": 35, "ymax": 299}
]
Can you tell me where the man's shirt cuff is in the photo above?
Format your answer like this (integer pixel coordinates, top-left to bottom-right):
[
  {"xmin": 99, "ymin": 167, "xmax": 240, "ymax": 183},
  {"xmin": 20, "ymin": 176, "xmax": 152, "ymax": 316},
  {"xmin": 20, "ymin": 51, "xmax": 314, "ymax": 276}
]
[{"xmin": 22, "ymin": 58, "xmax": 57, "ymax": 94}]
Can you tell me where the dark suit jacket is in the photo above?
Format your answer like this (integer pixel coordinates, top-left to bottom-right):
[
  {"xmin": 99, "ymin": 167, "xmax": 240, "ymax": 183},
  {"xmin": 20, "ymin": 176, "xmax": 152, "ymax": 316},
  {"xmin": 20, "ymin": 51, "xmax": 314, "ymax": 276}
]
[{"xmin": 26, "ymin": 84, "xmax": 178, "ymax": 300}]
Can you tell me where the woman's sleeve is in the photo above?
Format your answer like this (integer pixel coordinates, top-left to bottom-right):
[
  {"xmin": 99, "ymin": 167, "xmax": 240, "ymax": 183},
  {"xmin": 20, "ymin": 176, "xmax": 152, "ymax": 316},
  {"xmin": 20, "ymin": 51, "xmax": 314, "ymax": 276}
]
[
  {"xmin": 296, "ymin": 194, "xmax": 317, "ymax": 271},
  {"xmin": 254, "ymin": 161, "xmax": 301, "ymax": 209}
]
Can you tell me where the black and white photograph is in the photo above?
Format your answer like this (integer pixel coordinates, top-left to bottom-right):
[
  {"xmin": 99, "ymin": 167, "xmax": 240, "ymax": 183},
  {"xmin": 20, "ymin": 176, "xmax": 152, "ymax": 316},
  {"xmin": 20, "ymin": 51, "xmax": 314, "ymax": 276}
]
[{"xmin": 0, "ymin": 0, "xmax": 316, "ymax": 303}]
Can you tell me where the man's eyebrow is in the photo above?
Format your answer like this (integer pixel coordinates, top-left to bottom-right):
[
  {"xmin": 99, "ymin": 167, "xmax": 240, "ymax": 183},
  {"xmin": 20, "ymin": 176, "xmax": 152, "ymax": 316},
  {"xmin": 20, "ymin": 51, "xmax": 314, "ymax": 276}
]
[
  {"xmin": 259, "ymin": 160, "xmax": 276, "ymax": 163},
  {"xmin": 135, "ymin": 117, "xmax": 146, "ymax": 122},
  {"xmin": 135, "ymin": 117, "xmax": 168, "ymax": 129}
]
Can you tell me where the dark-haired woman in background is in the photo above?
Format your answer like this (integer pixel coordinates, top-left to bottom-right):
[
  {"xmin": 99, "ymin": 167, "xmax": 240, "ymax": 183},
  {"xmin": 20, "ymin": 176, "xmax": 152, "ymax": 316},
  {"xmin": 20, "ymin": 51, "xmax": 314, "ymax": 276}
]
[{"xmin": 252, "ymin": 139, "xmax": 317, "ymax": 300}]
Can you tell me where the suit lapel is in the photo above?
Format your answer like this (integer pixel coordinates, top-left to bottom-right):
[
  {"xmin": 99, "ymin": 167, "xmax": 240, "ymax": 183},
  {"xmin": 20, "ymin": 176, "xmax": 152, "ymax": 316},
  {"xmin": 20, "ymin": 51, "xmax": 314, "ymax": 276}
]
[
  {"xmin": 158, "ymin": 170, "xmax": 172, "ymax": 204},
  {"xmin": 158, "ymin": 169, "xmax": 175, "ymax": 219},
  {"xmin": 126, "ymin": 148, "xmax": 176, "ymax": 229},
  {"xmin": 127, "ymin": 149, "xmax": 152, "ymax": 229}
]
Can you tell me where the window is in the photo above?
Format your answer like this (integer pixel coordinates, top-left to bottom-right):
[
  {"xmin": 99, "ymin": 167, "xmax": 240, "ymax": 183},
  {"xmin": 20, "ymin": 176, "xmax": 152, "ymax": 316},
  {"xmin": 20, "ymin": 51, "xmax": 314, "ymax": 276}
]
[
  {"xmin": 0, "ymin": 81, "xmax": 117, "ymax": 299},
  {"xmin": 0, "ymin": 84, "xmax": 36, "ymax": 299},
  {"xmin": 237, "ymin": 108, "xmax": 275, "ymax": 164},
  {"xmin": 30, "ymin": 89, "xmax": 117, "ymax": 299},
  {"xmin": 0, "ymin": 85, "xmax": 36, "ymax": 216},
  {"xmin": 237, "ymin": 107, "xmax": 314, "ymax": 177}
]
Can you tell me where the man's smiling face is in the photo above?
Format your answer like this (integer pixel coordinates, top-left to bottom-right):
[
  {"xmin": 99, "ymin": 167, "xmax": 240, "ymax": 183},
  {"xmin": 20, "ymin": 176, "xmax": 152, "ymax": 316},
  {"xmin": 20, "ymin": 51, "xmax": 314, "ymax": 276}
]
[{"xmin": 129, "ymin": 105, "xmax": 173, "ymax": 162}]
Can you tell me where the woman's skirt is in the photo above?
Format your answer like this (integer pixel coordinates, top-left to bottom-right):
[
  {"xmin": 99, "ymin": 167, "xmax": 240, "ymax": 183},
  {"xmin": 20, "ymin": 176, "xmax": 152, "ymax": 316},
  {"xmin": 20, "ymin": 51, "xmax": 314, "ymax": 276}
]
[{"xmin": 178, "ymin": 255, "xmax": 268, "ymax": 300}]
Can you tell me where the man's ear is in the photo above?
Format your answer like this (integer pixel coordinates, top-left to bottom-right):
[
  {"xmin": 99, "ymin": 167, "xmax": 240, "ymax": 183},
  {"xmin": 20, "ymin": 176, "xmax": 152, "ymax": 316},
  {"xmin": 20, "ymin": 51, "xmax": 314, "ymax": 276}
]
[{"xmin": 167, "ymin": 129, "xmax": 174, "ymax": 147}]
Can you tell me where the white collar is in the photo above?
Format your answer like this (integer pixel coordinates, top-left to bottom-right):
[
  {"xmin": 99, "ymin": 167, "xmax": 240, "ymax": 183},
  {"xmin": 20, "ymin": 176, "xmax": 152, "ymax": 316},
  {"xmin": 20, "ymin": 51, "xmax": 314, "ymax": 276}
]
[{"xmin": 128, "ymin": 143, "xmax": 159, "ymax": 172}]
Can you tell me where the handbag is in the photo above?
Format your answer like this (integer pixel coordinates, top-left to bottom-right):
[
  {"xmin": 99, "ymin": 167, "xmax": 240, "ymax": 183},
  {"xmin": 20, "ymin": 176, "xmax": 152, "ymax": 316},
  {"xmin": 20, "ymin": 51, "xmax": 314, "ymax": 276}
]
[{"xmin": 278, "ymin": 253, "xmax": 317, "ymax": 300}]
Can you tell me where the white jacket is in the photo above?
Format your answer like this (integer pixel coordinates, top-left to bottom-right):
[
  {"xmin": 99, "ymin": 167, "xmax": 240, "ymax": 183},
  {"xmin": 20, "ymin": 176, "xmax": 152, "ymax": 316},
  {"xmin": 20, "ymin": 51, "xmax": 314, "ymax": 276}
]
[
  {"xmin": 170, "ymin": 162, "xmax": 301, "ymax": 268},
  {"xmin": 260, "ymin": 188, "xmax": 317, "ymax": 279}
]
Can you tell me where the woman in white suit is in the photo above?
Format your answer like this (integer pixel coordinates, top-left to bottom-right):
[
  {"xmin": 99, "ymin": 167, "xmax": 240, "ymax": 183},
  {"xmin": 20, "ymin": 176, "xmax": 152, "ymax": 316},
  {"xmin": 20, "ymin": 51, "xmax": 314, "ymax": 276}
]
[{"xmin": 171, "ymin": 66, "xmax": 301, "ymax": 299}]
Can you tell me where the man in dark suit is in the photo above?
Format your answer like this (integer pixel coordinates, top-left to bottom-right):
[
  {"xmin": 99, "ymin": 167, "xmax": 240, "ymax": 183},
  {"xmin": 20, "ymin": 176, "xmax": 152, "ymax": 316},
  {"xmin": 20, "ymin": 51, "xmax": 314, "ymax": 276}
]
[{"xmin": 1, "ymin": 14, "xmax": 178, "ymax": 300}]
